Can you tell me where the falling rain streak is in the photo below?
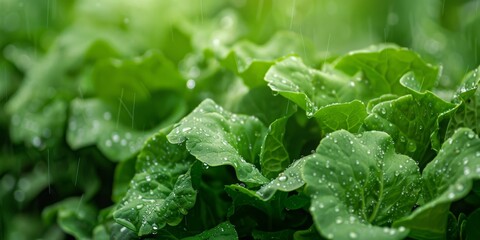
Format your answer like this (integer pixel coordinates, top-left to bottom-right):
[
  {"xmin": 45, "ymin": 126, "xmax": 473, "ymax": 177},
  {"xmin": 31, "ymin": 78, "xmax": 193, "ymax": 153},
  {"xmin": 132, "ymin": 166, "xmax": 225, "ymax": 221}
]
[
  {"xmin": 75, "ymin": 158, "xmax": 80, "ymax": 186},
  {"xmin": 47, "ymin": 149, "xmax": 50, "ymax": 194},
  {"xmin": 290, "ymin": 0, "xmax": 296, "ymax": 29},
  {"xmin": 256, "ymin": 0, "xmax": 264, "ymax": 21},
  {"xmin": 116, "ymin": 89, "xmax": 124, "ymax": 129},
  {"xmin": 46, "ymin": 0, "xmax": 49, "ymax": 28}
]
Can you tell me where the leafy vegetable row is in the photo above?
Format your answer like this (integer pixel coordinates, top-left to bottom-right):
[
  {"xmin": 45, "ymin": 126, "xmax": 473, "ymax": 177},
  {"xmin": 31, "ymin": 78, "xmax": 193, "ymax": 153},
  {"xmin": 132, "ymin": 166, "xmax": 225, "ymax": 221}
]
[
  {"xmin": 105, "ymin": 44, "xmax": 480, "ymax": 239},
  {"xmin": 2, "ymin": 1, "xmax": 480, "ymax": 239}
]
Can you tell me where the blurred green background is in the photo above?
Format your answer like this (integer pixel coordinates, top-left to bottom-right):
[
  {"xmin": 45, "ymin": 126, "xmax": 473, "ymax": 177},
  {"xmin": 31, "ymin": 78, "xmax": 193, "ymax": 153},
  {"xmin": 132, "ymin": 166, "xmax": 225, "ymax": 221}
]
[{"xmin": 1, "ymin": 0, "xmax": 479, "ymax": 239}]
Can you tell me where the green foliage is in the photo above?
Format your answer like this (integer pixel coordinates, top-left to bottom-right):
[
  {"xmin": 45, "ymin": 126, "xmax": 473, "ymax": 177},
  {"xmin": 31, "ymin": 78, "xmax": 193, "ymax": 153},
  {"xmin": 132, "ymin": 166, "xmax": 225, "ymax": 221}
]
[
  {"xmin": 303, "ymin": 130, "xmax": 420, "ymax": 240},
  {"xmin": 2, "ymin": 1, "xmax": 480, "ymax": 240},
  {"xmin": 113, "ymin": 132, "xmax": 195, "ymax": 236},
  {"xmin": 363, "ymin": 92, "xmax": 456, "ymax": 167},
  {"xmin": 167, "ymin": 99, "xmax": 269, "ymax": 185},
  {"xmin": 42, "ymin": 197, "xmax": 97, "ymax": 240},
  {"xmin": 393, "ymin": 128, "xmax": 480, "ymax": 240}
]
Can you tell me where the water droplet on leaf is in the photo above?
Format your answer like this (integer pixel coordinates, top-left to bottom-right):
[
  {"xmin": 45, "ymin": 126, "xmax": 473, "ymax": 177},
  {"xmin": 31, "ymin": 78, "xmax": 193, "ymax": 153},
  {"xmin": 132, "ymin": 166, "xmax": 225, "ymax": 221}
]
[{"xmin": 278, "ymin": 174, "xmax": 288, "ymax": 182}]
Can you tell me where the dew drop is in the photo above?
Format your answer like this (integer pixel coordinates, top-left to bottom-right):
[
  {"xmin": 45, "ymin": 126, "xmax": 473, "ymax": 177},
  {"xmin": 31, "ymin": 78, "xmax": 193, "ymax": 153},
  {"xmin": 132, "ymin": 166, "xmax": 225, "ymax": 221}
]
[
  {"xmin": 186, "ymin": 79, "xmax": 196, "ymax": 89},
  {"xmin": 31, "ymin": 136, "xmax": 43, "ymax": 148},
  {"xmin": 467, "ymin": 132, "xmax": 475, "ymax": 139},
  {"xmin": 112, "ymin": 134, "xmax": 120, "ymax": 142},
  {"xmin": 349, "ymin": 232, "xmax": 358, "ymax": 239},
  {"xmin": 407, "ymin": 141, "xmax": 416, "ymax": 152},
  {"xmin": 448, "ymin": 192, "xmax": 455, "ymax": 199},
  {"xmin": 14, "ymin": 190, "xmax": 25, "ymax": 202},
  {"xmin": 278, "ymin": 174, "xmax": 288, "ymax": 182},
  {"xmin": 103, "ymin": 112, "xmax": 112, "ymax": 120},
  {"xmin": 179, "ymin": 208, "xmax": 188, "ymax": 215}
]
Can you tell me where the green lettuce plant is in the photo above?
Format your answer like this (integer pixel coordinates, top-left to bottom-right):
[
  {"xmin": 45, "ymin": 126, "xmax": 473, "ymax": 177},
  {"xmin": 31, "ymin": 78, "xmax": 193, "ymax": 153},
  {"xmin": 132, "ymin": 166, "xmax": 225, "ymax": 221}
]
[{"xmin": 2, "ymin": 0, "xmax": 480, "ymax": 240}]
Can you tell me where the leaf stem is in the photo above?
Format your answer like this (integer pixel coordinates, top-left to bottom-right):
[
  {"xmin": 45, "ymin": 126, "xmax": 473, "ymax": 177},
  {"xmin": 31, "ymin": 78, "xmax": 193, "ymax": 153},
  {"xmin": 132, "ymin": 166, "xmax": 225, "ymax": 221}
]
[{"xmin": 368, "ymin": 172, "xmax": 384, "ymax": 223}]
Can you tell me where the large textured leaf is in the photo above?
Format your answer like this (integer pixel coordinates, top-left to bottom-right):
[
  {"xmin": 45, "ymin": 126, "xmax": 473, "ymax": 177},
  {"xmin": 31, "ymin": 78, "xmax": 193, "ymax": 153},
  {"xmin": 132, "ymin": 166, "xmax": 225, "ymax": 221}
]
[
  {"xmin": 113, "ymin": 132, "xmax": 196, "ymax": 236},
  {"xmin": 167, "ymin": 99, "xmax": 269, "ymax": 185},
  {"xmin": 265, "ymin": 56, "xmax": 356, "ymax": 117},
  {"xmin": 303, "ymin": 130, "xmax": 421, "ymax": 240},
  {"xmin": 393, "ymin": 128, "xmax": 480, "ymax": 240},
  {"xmin": 265, "ymin": 46, "xmax": 437, "ymax": 118},
  {"xmin": 363, "ymin": 92, "xmax": 456, "ymax": 166},
  {"xmin": 332, "ymin": 45, "xmax": 439, "ymax": 95}
]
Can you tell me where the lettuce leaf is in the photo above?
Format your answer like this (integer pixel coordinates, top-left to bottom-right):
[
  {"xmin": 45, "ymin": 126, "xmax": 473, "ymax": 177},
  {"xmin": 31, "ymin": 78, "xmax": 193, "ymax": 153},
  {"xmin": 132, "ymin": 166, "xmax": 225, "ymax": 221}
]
[
  {"xmin": 303, "ymin": 130, "xmax": 420, "ymax": 240},
  {"xmin": 168, "ymin": 99, "xmax": 269, "ymax": 185},
  {"xmin": 393, "ymin": 128, "xmax": 480, "ymax": 240}
]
